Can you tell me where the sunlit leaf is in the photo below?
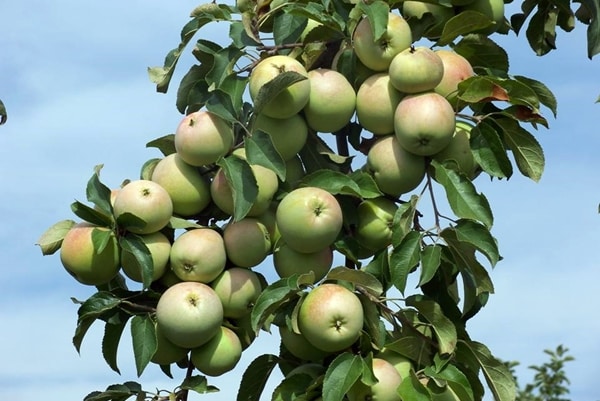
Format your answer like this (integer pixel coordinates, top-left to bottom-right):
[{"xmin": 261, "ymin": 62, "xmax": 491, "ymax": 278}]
[
  {"xmin": 406, "ymin": 295, "xmax": 457, "ymax": 355},
  {"xmin": 390, "ymin": 230, "xmax": 421, "ymax": 294},
  {"xmin": 322, "ymin": 353, "xmax": 364, "ymax": 401},
  {"xmin": 36, "ymin": 219, "xmax": 76, "ymax": 255}
]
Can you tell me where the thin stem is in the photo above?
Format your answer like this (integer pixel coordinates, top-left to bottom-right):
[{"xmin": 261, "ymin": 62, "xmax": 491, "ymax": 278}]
[
  {"xmin": 178, "ymin": 359, "xmax": 196, "ymax": 401},
  {"xmin": 426, "ymin": 171, "xmax": 442, "ymax": 230}
]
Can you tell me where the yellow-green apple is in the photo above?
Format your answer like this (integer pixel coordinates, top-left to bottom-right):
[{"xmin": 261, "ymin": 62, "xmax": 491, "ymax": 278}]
[
  {"xmin": 121, "ymin": 231, "xmax": 171, "ymax": 283},
  {"xmin": 174, "ymin": 110, "xmax": 234, "ymax": 167},
  {"xmin": 356, "ymin": 73, "xmax": 404, "ymax": 136},
  {"xmin": 434, "ymin": 49, "xmax": 475, "ymax": 110},
  {"xmin": 378, "ymin": 348, "xmax": 413, "ymax": 379},
  {"xmin": 276, "ymin": 187, "xmax": 343, "ymax": 253},
  {"xmin": 402, "ymin": 1, "xmax": 454, "ymax": 38},
  {"xmin": 389, "ymin": 46, "xmax": 444, "ymax": 94},
  {"xmin": 297, "ymin": 283, "xmax": 364, "ymax": 352},
  {"xmin": 191, "ymin": 326, "xmax": 242, "ymax": 376},
  {"xmin": 249, "ymin": 55, "xmax": 311, "ymax": 119},
  {"xmin": 59, "ymin": 222, "xmax": 120, "ymax": 285},
  {"xmin": 223, "ymin": 217, "xmax": 271, "ymax": 268},
  {"xmin": 394, "ymin": 92, "xmax": 456, "ymax": 156},
  {"xmin": 210, "ymin": 267, "xmax": 263, "ymax": 318},
  {"xmin": 355, "ymin": 197, "xmax": 398, "ymax": 251},
  {"xmin": 155, "ymin": 281, "xmax": 224, "ymax": 348},
  {"xmin": 279, "ymin": 325, "xmax": 331, "ymax": 362},
  {"xmin": 352, "ymin": 13, "xmax": 413, "ymax": 71},
  {"xmin": 432, "ymin": 121, "xmax": 478, "ymax": 178},
  {"xmin": 462, "ymin": 0, "xmax": 505, "ymax": 34},
  {"xmin": 150, "ymin": 324, "xmax": 188, "ymax": 365},
  {"xmin": 151, "ymin": 153, "xmax": 211, "ymax": 217},
  {"xmin": 252, "ymin": 113, "xmax": 308, "ymax": 161},
  {"xmin": 347, "ymin": 358, "xmax": 402, "ymax": 401},
  {"xmin": 113, "ymin": 179, "xmax": 173, "ymax": 234},
  {"xmin": 303, "ymin": 68, "xmax": 356, "ymax": 133},
  {"xmin": 170, "ymin": 228, "xmax": 227, "ymax": 283},
  {"xmin": 273, "ymin": 242, "xmax": 333, "ymax": 282},
  {"xmin": 366, "ymin": 135, "xmax": 426, "ymax": 196}
]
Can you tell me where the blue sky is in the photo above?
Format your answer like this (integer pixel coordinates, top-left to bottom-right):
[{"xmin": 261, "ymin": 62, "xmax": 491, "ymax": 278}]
[{"xmin": 1, "ymin": 1, "xmax": 599, "ymax": 400}]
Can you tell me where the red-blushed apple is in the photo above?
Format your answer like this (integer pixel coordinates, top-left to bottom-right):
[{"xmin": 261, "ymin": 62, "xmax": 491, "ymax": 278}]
[
  {"xmin": 151, "ymin": 153, "xmax": 211, "ymax": 217},
  {"xmin": 347, "ymin": 358, "xmax": 403, "ymax": 401},
  {"xmin": 174, "ymin": 110, "xmax": 234, "ymax": 167},
  {"xmin": 276, "ymin": 186, "xmax": 343, "ymax": 254},
  {"xmin": 150, "ymin": 324, "xmax": 188, "ymax": 365},
  {"xmin": 352, "ymin": 13, "xmax": 413, "ymax": 71},
  {"xmin": 356, "ymin": 73, "xmax": 404, "ymax": 136},
  {"xmin": 389, "ymin": 46, "xmax": 445, "ymax": 94},
  {"xmin": 394, "ymin": 92, "xmax": 456, "ymax": 156},
  {"xmin": 169, "ymin": 228, "xmax": 227, "ymax": 283},
  {"xmin": 355, "ymin": 197, "xmax": 398, "ymax": 251},
  {"xmin": 279, "ymin": 325, "xmax": 332, "ymax": 362},
  {"xmin": 303, "ymin": 68, "xmax": 356, "ymax": 133},
  {"xmin": 249, "ymin": 55, "xmax": 311, "ymax": 119},
  {"xmin": 297, "ymin": 283, "xmax": 364, "ymax": 352},
  {"xmin": 223, "ymin": 217, "xmax": 271, "ymax": 268},
  {"xmin": 366, "ymin": 135, "xmax": 426, "ymax": 197},
  {"xmin": 59, "ymin": 222, "xmax": 120, "ymax": 285},
  {"xmin": 432, "ymin": 120, "xmax": 479, "ymax": 179},
  {"xmin": 273, "ymin": 242, "xmax": 333, "ymax": 282},
  {"xmin": 210, "ymin": 267, "xmax": 263, "ymax": 318},
  {"xmin": 121, "ymin": 231, "xmax": 171, "ymax": 283},
  {"xmin": 462, "ymin": 0, "xmax": 505, "ymax": 34},
  {"xmin": 434, "ymin": 49, "xmax": 475, "ymax": 110},
  {"xmin": 402, "ymin": 1, "xmax": 454, "ymax": 38},
  {"xmin": 113, "ymin": 179, "xmax": 173, "ymax": 235},
  {"xmin": 190, "ymin": 326, "xmax": 243, "ymax": 376},
  {"xmin": 155, "ymin": 281, "xmax": 224, "ymax": 349},
  {"xmin": 252, "ymin": 113, "xmax": 308, "ymax": 161}
]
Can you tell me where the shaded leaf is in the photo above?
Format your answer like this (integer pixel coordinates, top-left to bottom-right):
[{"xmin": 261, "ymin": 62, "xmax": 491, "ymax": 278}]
[
  {"xmin": 437, "ymin": 11, "xmax": 495, "ymax": 46},
  {"xmin": 391, "ymin": 195, "xmax": 419, "ymax": 246},
  {"xmin": 358, "ymin": 0, "xmax": 390, "ymax": 41},
  {"xmin": 146, "ymin": 134, "xmax": 176, "ymax": 156},
  {"xmin": 102, "ymin": 312, "xmax": 129, "ymax": 374},
  {"xmin": 398, "ymin": 370, "xmax": 431, "ymax": 401},
  {"xmin": 237, "ymin": 354, "xmax": 280, "ymax": 401},
  {"xmin": 181, "ymin": 375, "xmax": 219, "ymax": 394},
  {"xmin": 322, "ymin": 353, "xmax": 364, "ymax": 401},
  {"xmin": 253, "ymin": 71, "xmax": 308, "ymax": 115},
  {"xmin": 469, "ymin": 122, "xmax": 513, "ymax": 179},
  {"xmin": 419, "ymin": 245, "xmax": 442, "ymax": 287},
  {"xmin": 245, "ymin": 130, "xmax": 286, "ymax": 181},
  {"xmin": 217, "ymin": 155, "xmax": 258, "ymax": 221},
  {"xmin": 390, "ymin": 230, "xmax": 421, "ymax": 294},
  {"xmin": 406, "ymin": 295, "xmax": 457, "ymax": 355},
  {"xmin": 496, "ymin": 119, "xmax": 545, "ymax": 182},
  {"xmin": 453, "ymin": 219, "xmax": 499, "ymax": 267},
  {"xmin": 131, "ymin": 315, "xmax": 157, "ymax": 377},
  {"xmin": 300, "ymin": 169, "xmax": 363, "ymax": 198},
  {"xmin": 454, "ymin": 35, "xmax": 509, "ymax": 72},
  {"xmin": 119, "ymin": 234, "xmax": 154, "ymax": 290},
  {"xmin": 71, "ymin": 200, "xmax": 114, "ymax": 227},
  {"xmin": 250, "ymin": 275, "xmax": 307, "ymax": 332},
  {"xmin": 326, "ymin": 266, "xmax": 383, "ymax": 297},
  {"xmin": 0, "ymin": 99, "xmax": 6, "ymax": 125},
  {"xmin": 87, "ymin": 165, "xmax": 114, "ymax": 216}
]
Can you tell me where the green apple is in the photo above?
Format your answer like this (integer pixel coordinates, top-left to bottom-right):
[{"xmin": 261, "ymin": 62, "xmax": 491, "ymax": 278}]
[
  {"xmin": 151, "ymin": 153, "xmax": 211, "ymax": 217},
  {"xmin": 276, "ymin": 186, "xmax": 343, "ymax": 254},
  {"xmin": 432, "ymin": 121, "xmax": 478, "ymax": 178},
  {"xmin": 347, "ymin": 358, "xmax": 402, "ymax": 401},
  {"xmin": 151, "ymin": 324, "xmax": 188, "ymax": 365},
  {"xmin": 352, "ymin": 13, "xmax": 413, "ymax": 71},
  {"xmin": 174, "ymin": 110, "xmax": 234, "ymax": 167},
  {"xmin": 298, "ymin": 283, "xmax": 364, "ymax": 352},
  {"xmin": 121, "ymin": 231, "xmax": 171, "ymax": 283},
  {"xmin": 155, "ymin": 281, "xmax": 224, "ymax": 348},
  {"xmin": 356, "ymin": 73, "xmax": 404, "ymax": 136},
  {"xmin": 59, "ymin": 222, "xmax": 120, "ymax": 285},
  {"xmin": 378, "ymin": 348, "xmax": 413, "ymax": 379},
  {"xmin": 402, "ymin": 1, "xmax": 454, "ymax": 38},
  {"xmin": 223, "ymin": 217, "xmax": 271, "ymax": 268},
  {"xmin": 434, "ymin": 49, "xmax": 475, "ymax": 110},
  {"xmin": 170, "ymin": 228, "xmax": 227, "ymax": 283},
  {"xmin": 279, "ymin": 325, "xmax": 332, "ymax": 362},
  {"xmin": 303, "ymin": 68, "xmax": 356, "ymax": 133},
  {"xmin": 462, "ymin": 0, "xmax": 505, "ymax": 34},
  {"xmin": 355, "ymin": 197, "xmax": 398, "ymax": 251},
  {"xmin": 113, "ymin": 179, "xmax": 173, "ymax": 234},
  {"xmin": 191, "ymin": 326, "xmax": 242, "ymax": 376},
  {"xmin": 389, "ymin": 46, "xmax": 445, "ymax": 94},
  {"xmin": 394, "ymin": 92, "xmax": 456, "ymax": 156},
  {"xmin": 252, "ymin": 113, "xmax": 308, "ymax": 161},
  {"xmin": 249, "ymin": 55, "xmax": 311, "ymax": 119},
  {"xmin": 366, "ymin": 135, "xmax": 426, "ymax": 197},
  {"xmin": 273, "ymin": 242, "xmax": 333, "ymax": 282},
  {"xmin": 210, "ymin": 267, "xmax": 263, "ymax": 318}
]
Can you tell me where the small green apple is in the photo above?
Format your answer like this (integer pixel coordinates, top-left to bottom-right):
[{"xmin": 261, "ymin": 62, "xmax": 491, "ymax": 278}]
[
  {"xmin": 151, "ymin": 324, "xmax": 188, "ymax": 365},
  {"xmin": 191, "ymin": 326, "xmax": 243, "ymax": 376},
  {"xmin": 170, "ymin": 228, "xmax": 227, "ymax": 283},
  {"xmin": 210, "ymin": 267, "xmax": 263, "ymax": 319},
  {"xmin": 252, "ymin": 113, "xmax": 308, "ymax": 161},
  {"xmin": 223, "ymin": 217, "xmax": 271, "ymax": 268},
  {"xmin": 356, "ymin": 73, "xmax": 404, "ymax": 136},
  {"xmin": 389, "ymin": 46, "xmax": 444, "ymax": 94},
  {"xmin": 355, "ymin": 197, "xmax": 398, "ymax": 251},
  {"xmin": 113, "ymin": 179, "xmax": 173, "ymax": 234},
  {"xmin": 273, "ymin": 242, "xmax": 333, "ymax": 282},
  {"xmin": 279, "ymin": 325, "xmax": 332, "ymax": 362}
]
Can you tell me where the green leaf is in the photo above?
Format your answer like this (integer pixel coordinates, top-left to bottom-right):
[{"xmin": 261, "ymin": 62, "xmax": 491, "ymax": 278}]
[
  {"xmin": 406, "ymin": 295, "xmax": 457, "ymax": 355},
  {"xmin": 384, "ymin": 330, "xmax": 433, "ymax": 366},
  {"xmin": 424, "ymin": 363, "xmax": 475, "ymax": 401},
  {"xmin": 168, "ymin": 216, "xmax": 204, "ymax": 229},
  {"xmin": 71, "ymin": 200, "xmax": 114, "ymax": 227},
  {"xmin": 431, "ymin": 161, "xmax": 494, "ymax": 229},
  {"xmin": 86, "ymin": 165, "xmax": 114, "ymax": 216},
  {"xmin": 358, "ymin": 0, "xmax": 390, "ymax": 41},
  {"xmin": 74, "ymin": 292, "xmax": 123, "ymax": 353},
  {"xmin": 205, "ymin": 89, "xmax": 239, "ymax": 123},
  {"xmin": 245, "ymin": 130, "xmax": 287, "ymax": 181},
  {"xmin": 300, "ymin": 169, "xmax": 363, "ymax": 198},
  {"xmin": 272, "ymin": 371, "xmax": 315, "ymax": 401},
  {"xmin": 496, "ymin": 119, "xmax": 545, "ymax": 182},
  {"xmin": 325, "ymin": 266, "xmax": 383, "ymax": 297},
  {"xmin": 119, "ymin": 234, "xmax": 154, "ymax": 290},
  {"xmin": 514, "ymin": 75, "xmax": 557, "ymax": 117},
  {"xmin": 580, "ymin": 0, "xmax": 600, "ymax": 58},
  {"xmin": 236, "ymin": 354, "xmax": 280, "ymax": 401},
  {"xmin": 454, "ymin": 35, "xmax": 509, "ymax": 72},
  {"xmin": 217, "ymin": 155, "xmax": 258, "ymax": 221},
  {"xmin": 437, "ymin": 11, "xmax": 495, "ymax": 46},
  {"xmin": 458, "ymin": 340, "xmax": 516, "ymax": 401},
  {"xmin": 0, "ymin": 99, "xmax": 6, "ymax": 125},
  {"xmin": 419, "ymin": 245, "xmax": 442, "ymax": 287},
  {"xmin": 397, "ymin": 371, "xmax": 431, "ymax": 401},
  {"xmin": 349, "ymin": 170, "xmax": 384, "ymax": 199},
  {"xmin": 36, "ymin": 219, "xmax": 76, "ymax": 255},
  {"xmin": 131, "ymin": 315, "xmax": 157, "ymax": 377},
  {"xmin": 84, "ymin": 382, "xmax": 143, "ymax": 401},
  {"xmin": 391, "ymin": 195, "xmax": 419, "ymax": 246},
  {"xmin": 229, "ymin": 20, "xmax": 262, "ymax": 48},
  {"xmin": 253, "ymin": 71, "xmax": 308, "ymax": 115},
  {"xmin": 146, "ymin": 134, "xmax": 176, "ymax": 156},
  {"xmin": 102, "ymin": 311, "xmax": 130, "ymax": 374},
  {"xmin": 390, "ymin": 230, "xmax": 421, "ymax": 294},
  {"xmin": 469, "ymin": 122, "xmax": 513, "ymax": 179},
  {"xmin": 273, "ymin": 11, "xmax": 307, "ymax": 45},
  {"xmin": 250, "ymin": 275, "xmax": 307, "ymax": 332},
  {"xmin": 91, "ymin": 227, "xmax": 115, "ymax": 255},
  {"xmin": 322, "ymin": 353, "xmax": 365, "ymax": 401},
  {"xmin": 176, "ymin": 65, "xmax": 207, "ymax": 114},
  {"xmin": 181, "ymin": 375, "xmax": 220, "ymax": 394},
  {"xmin": 453, "ymin": 219, "xmax": 499, "ymax": 267}
]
